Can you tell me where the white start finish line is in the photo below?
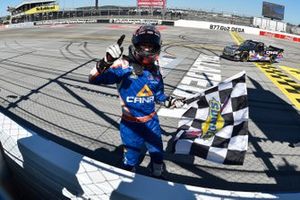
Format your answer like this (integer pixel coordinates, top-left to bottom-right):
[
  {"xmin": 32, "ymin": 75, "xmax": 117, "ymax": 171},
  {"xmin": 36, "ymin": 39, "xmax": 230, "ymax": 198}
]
[{"xmin": 158, "ymin": 54, "xmax": 221, "ymax": 118}]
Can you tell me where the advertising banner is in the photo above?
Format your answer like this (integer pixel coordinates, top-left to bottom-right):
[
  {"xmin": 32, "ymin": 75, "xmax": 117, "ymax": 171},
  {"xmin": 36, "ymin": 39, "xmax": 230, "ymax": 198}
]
[
  {"xmin": 174, "ymin": 20, "xmax": 261, "ymax": 35},
  {"xmin": 137, "ymin": 0, "xmax": 166, "ymax": 8},
  {"xmin": 110, "ymin": 18, "xmax": 161, "ymax": 25},
  {"xmin": 25, "ymin": 5, "xmax": 59, "ymax": 15},
  {"xmin": 260, "ymin": 31, "xmax": 300, "ymax": 42}
]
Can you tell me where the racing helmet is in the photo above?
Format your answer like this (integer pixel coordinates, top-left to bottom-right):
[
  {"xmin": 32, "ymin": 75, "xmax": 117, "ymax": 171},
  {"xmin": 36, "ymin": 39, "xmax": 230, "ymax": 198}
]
[{"xmin": 131, "ymin": 25, "xmax": 162, "ymax": 66}]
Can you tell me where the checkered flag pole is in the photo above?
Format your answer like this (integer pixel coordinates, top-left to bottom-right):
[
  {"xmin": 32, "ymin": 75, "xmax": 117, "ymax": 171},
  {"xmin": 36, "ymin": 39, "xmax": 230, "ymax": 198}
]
[{"xmin": 173, "ymin": 71, "xmax": 248, "ymax": 165}]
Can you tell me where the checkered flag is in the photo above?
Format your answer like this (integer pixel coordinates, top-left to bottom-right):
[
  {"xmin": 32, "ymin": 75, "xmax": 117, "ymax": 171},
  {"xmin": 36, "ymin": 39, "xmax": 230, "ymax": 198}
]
[{"xmin": 173, "ymin": 71, "xmax": 248, "ymax": 165}]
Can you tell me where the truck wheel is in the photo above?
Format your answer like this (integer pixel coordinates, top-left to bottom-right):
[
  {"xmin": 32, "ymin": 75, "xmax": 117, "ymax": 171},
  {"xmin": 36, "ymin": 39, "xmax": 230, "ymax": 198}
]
[
  {"xmin": 240, "ymin": 52, "xmax": 249, "ymax": 62},
  {"xmin": 269, "ymin": 56, "xmax": 275, "ymax": 64}
]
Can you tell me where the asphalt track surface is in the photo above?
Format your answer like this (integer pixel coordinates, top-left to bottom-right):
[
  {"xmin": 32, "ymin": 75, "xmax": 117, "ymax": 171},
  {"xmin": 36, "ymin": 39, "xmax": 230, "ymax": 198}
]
[{"xmin": 0, "ymin": 24, "xmax": 300, "ymax": 192}]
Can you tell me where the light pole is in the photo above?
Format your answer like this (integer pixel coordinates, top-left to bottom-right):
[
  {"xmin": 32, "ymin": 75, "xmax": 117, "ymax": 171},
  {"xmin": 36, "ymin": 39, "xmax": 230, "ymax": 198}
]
[
  {"xmin": 6, "ymin": 6, "xmax": 15, "ymax": 24},
  {"xmin": 95, "ymin": 0, "xmax": 99, "ymax": 9}
]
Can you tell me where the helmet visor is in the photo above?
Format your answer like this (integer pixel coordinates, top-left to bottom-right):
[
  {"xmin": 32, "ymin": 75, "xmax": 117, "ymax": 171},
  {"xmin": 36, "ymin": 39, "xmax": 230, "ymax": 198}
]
[{"xmin": 133, "ymin": 34, "xmax": 161, "ymax": 53}]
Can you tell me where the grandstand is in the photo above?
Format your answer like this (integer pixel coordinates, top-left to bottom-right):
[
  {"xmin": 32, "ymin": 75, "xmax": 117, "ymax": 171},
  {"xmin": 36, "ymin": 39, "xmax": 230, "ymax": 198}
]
[
  {"xmin": 5, "ymin": 0, "xmax": 251, "ymax": 26},
  {"xmin": 3, "ymin": 0, "xmax": 300, "ymax": 34},
  {"xmin": 7, "ymin": 0, "xmax": 58, "ymax": 23}
]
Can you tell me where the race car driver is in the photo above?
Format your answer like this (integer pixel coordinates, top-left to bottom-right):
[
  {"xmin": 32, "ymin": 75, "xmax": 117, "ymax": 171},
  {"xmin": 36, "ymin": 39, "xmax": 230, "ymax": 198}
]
[{"xmin": 89, "ymin": 25, "xmax": 184, "ymax": 177}]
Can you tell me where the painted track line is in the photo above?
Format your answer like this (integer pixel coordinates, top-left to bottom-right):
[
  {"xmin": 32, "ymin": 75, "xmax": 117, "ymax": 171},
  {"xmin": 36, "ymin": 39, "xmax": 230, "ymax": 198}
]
[{"xmin": 280, "ymin": 66, "xmax": 300, "ymax": 81}]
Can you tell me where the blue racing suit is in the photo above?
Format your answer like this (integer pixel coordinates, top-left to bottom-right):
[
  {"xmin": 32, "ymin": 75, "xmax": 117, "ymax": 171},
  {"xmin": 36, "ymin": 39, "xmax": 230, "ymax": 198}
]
[{"xmin": 89, "ymin": 58, "xmax": 167, "ymax": 168}]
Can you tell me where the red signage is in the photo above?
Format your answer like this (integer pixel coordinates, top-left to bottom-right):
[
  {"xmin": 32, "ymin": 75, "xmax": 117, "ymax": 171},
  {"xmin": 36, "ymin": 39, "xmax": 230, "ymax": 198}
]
[
  {"xmin": 137, "ymin": 0, "xmax": 166, "ymax": 8},
  {"xmin": 260, "ymin": 31, "xmax": 300, "ymax": 43}
]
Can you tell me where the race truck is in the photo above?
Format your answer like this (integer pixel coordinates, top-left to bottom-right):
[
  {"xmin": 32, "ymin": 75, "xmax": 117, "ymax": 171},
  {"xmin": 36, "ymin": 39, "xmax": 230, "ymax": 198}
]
[{"xmin": 222, "ymin": 40, "xmax": 284, "ymax": 63}]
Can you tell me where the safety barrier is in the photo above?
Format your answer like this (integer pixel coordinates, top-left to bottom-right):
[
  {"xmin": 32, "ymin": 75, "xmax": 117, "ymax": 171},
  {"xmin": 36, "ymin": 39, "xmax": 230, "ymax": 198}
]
[
  {"xmin": 97, "ymin": 19, "xmax": 110, "ymax": 23},
  {"xmin": 6, "ymin": 22, "xmax": 35, "ymax": 29},
  {"xmin": 33, "ymin": 18, "xmax": 174, "ymax": 26},
  {"xmin": 109, "ymin": 18, "xmax": 161, "ymax": 25},
  {"xmin": 260, "ymin": 30, "xmax": 300, "ymax": 42},
  {"xmin": 174, "ymin": 19, "xmax": 300, "ymax": 43},
  {"xmin": 174, "ymin": 19, "xmax": 260, "ymax": 35},
  {"xmin": 108, "ymin": 18, "xmax": 174, "ymax": 26},
  {"xmin": 2, "ymin": 18, "xmax": 299, "ymax": 43},
  {"xmin": 2, "ymin": 110, "xmax": 299, "ymax": 199},
  {"xmin": 1, "ymin": 18, "xmax": 300, "ymax": 199},
  {"xmin": 35, "ymin": 19, "xmax": 97, "ymax": 25}
]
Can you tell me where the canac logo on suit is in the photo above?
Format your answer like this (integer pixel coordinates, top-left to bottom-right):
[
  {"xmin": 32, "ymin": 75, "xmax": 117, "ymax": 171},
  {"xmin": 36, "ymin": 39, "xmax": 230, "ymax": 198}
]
[{"xmin": 126, "ymin": 85, "xmax": 154, "ymax": 103}]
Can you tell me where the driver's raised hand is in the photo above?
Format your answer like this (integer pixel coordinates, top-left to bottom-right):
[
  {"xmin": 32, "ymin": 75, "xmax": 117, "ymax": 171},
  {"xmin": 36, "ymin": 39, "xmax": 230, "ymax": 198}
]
[{"xmin": 104, "ymin": 35, "xmax": 125, "ymax": 64}]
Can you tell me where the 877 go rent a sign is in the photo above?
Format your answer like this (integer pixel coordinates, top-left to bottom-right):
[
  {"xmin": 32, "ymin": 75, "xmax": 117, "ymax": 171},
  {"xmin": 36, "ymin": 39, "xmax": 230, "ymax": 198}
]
[{"xmin": 137, "ymin": 0, "xmax": 166, "ymax": 9}]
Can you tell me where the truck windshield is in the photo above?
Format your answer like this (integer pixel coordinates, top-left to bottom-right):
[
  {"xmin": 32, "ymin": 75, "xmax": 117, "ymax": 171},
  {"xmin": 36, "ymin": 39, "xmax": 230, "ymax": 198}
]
[{"xmin": 240, "ymin": 40, "xmax": 257, "ymax": 49}]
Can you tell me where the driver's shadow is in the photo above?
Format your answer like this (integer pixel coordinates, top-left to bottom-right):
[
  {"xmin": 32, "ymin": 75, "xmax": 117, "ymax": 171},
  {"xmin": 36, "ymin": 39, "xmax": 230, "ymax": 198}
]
[
  {"xmin": 110, "ymin": 169, "xmax": 197, "ymax": 200},
  {"xmin": 17, "ymin": 134, "xmax": 84, "ymax": 199}
]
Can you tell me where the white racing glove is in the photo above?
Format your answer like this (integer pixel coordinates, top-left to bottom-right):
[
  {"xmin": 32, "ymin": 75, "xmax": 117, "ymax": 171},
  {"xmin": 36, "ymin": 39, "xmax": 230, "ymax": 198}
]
[
  {"xmin": 104, "ymin": 34, "xmax": 125, "ymax": 64},
  {"xmin": 96, "ymin": 35, "xmax": 125, "ymax": 72},
  {"xmin": 165, "ymin": 96, "xmax": 185, "ymax": 108}
]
